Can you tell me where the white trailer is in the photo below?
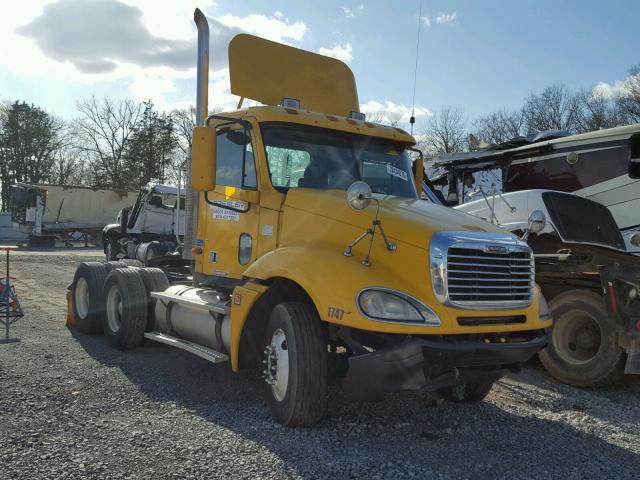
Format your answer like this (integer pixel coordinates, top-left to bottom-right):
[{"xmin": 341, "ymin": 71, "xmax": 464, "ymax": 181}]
[{"xmin": 10, "ymin": 183, "xmax": 137, "ymax": 246}]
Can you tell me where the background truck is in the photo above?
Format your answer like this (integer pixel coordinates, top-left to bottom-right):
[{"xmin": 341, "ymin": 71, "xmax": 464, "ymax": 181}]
[
  {"xmin": 102, "ymin": 182, "xmax": 185, "ymax": 264},
  {"xmin": 441, "ymin": 185, "xmax": 640, "ymax": 386},
  {"xmin": 67, "ymin": 9, "xmax": 550, "ymax": 427},
  {"xmin": 10, "ymin": 183, "xmax": 137, "ymax": 247},
  {"xmin": 428, "ymin": 125, "xmax": 640, "ymax": 254}
]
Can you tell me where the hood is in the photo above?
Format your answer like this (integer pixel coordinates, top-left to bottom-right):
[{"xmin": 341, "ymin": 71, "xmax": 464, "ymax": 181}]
[{"xmin": 284, "ymin": 189, "xmax": 507, "ymax": 249}]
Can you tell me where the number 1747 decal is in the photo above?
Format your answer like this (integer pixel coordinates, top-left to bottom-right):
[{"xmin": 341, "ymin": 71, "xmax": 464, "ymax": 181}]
[{"xmin": 328, "ymin": 307, "xmax": 347, "ymax": 321}]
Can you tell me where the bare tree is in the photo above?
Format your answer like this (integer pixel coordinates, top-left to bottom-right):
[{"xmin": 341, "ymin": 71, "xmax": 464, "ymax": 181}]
[
  {"xmin": 364, "ymin": 110, "xmax": 401, "ymax": 127},
  {"xmin": 471, "ymin": 108, "xmax": 525, "ymax": 145},
  {"xmin": 73, "ymin": 96, "xmax": 142, "ymax": 188},
  {"xmin": 172, "ymin": 106, "xmax": 197, "ymax": 156},
  {"xmin": 364, "ymin": 111, "xmax": 386, "ymax": 125},
  {"xmin": 171, "ymin": 106, "xmax": 225, "ymax": 155},
  {"xmin": 422, "ymin": 106, "xmax": 466, "ymax": 154},
  {"xmin": 617, "ymin": 65, "xmax": 640, "ymax": 123},
  {"xmin": 575, "ymin": 88, "xmax": 625, "ymax": 133},
  {"xmin": 169, "ymin": 106, "xmax": 225, "ymax": 185},
  {"xmin": 522, "ymin": 84, "xmax": 581, "ymax": 133}
]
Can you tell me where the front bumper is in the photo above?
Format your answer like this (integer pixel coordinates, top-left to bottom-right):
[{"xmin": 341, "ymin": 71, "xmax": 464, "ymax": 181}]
[{"xmin": 342, "ymin": 330, "xmax": 547, "ymax": 400}]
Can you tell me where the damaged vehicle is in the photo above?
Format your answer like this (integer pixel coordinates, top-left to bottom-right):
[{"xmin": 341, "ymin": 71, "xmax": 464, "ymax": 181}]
[
  {"xmin": 430, "ymin": 124, "xmax": 640, "ymax": 253},
  {"xmin": 422, "ymin": 172, "xmax": 640, "ymax": 386},
  {"xmin": 102, "ymin": 183, "xmax": 185, "ymax": 264}
]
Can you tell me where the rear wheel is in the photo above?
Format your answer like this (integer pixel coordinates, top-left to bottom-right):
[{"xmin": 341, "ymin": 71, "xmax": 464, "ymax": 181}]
[
  {"xmin": 438, "ymin": 381, "xmax": 494, "ymax": 403},
  {"xmin": 263, "ymin": 302, "xmax": 327, "ymax": 427},
  {"xmin": 72, "ymin": 262, "xmax": 108, "ymax": 334},
  {"xmin": 102, "ymin": 268, "xmax": 147, "ymax": 350},
  {"xmin": 104, "ymin": 261, "xmax": 128, "ymax": 272},
  {"xmin": 538, "ymin": 289, "xmax": 625, "ymax": 387}
]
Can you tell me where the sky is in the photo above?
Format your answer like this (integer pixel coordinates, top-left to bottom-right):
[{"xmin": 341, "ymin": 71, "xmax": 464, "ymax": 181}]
[{"xmin": 0, "ymin": 0, "xmax": 638, "ymax": 131}]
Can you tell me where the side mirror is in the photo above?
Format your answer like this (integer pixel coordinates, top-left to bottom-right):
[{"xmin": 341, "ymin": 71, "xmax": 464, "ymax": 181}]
[
  {"xmin": 346, "ymin": 181, "xmax": 372, "ymax": 211},
  {"xmin": 521, "ymin": 209, "xmax": 546, "ymax": 242},
  {"xmin": 191, "ymin": 126, "xmax": 216, "ymax": 191},
  {"xmin": 528, "ymin": 210, "xmax": 546, "ymax": 234}
]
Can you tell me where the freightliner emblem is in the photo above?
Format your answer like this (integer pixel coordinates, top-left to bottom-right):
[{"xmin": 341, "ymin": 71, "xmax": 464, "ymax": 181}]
[{"xmin": 486, "ymin": 244, "xmax": 509, "ymax": 254}]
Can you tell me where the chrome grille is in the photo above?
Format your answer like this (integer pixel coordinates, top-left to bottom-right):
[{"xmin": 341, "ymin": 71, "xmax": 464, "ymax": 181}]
[{"xmin": 447, "ymin": 246, "xmax": 534, "ymax": 307}]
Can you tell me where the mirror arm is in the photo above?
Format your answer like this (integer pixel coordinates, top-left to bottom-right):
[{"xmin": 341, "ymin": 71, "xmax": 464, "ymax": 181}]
[
  {"xmin": 205, "ymin": 114, "xmax": 252, "ymax": 130},
  {"xmin": 204, "ymin": 192, "xmax": 251, "ymax": 213}
]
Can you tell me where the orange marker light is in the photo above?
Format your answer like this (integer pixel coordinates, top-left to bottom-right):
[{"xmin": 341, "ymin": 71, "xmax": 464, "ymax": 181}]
[{"xmin": 192, "ymin": 247, "xmax": 203, "ymax": 255}]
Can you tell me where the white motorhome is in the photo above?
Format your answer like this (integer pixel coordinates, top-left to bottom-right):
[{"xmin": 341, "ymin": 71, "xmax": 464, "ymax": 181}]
[{"xmin": 430, "ymin": 124, "xmax": 640, "ymax": 253}]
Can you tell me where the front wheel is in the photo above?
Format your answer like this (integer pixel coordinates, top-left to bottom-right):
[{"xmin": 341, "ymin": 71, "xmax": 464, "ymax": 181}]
[
  {"xmin": 262, "ymin": 302, "xmax": 327, "ymax": 427},
  {"xmin": 538, "ymin": 289, "xmax": 625, "ymax": 387},
  {"xmin": 438, "ymin": 381, "xmax": 494, "ymax": 403}
]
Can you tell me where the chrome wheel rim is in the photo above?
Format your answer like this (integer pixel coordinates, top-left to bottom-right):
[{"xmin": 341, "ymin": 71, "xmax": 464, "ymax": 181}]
[
  {"xmin": 552, "ymin": 310, "xmax": 602, "ymax": 364},
  {"xmin": 264, "ymin": 328, "xmax": 290, "ymax": 402},
  {"xmin": 106, "ymin": 285, "xmax": 123, "ymax": 333},
  {"xmin": 75, "ymin": 278, "xmax": 90, "ymax": 319}
]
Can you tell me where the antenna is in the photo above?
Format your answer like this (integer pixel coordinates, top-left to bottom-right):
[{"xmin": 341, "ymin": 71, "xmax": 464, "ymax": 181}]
[{"xmin": 409, "ymin": 0, "xmax": 422, "ymax": 136}]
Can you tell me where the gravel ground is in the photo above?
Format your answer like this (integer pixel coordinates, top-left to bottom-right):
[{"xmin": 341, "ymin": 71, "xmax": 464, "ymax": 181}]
[{"xmin": 1, "ymin": 249, "xmax": 640, "ymax": 479}]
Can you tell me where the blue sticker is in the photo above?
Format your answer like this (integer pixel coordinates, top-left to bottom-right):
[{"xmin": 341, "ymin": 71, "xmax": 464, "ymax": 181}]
[{"xmin": 196, "ymin": 239, "xmax": 204, "ymax": 247}]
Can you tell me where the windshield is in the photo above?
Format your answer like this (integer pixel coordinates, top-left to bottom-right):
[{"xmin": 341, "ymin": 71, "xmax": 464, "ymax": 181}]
[{"xmin": 261, "ymin": 122, "xmax": 417, "ymax": 198}]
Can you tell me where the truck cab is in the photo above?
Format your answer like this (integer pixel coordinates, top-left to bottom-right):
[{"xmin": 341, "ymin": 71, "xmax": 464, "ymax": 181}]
[
  {"xmin": 69, "ymin": 13, "xmax": 551, "ymax": 428},
  {"xmin": 102, "ymin": 182, "xmax": 184, "ymax": 263}
]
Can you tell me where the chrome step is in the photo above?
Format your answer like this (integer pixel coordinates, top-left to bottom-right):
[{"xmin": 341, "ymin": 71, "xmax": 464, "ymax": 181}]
[
  {"xmin": 144, "ymin": 332, "xmax": 229, "ymax": 364},
  {"xmin": 151, "ymin": 291, "xmax": 230, "ymax": 315}
]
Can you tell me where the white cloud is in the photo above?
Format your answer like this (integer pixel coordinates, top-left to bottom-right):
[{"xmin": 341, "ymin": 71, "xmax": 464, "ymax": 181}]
[
  {"xmin": 342, "ymin": 4, "xmax": 364, "ymax": 18},
  {"xmin": 0, "ymin": 1, "xmax": 307, "ymax": 114},
  {"xmin": 592, "ymin": 79, "xmax": 631, "ymax": 100},
  {"xmin": 360, "ymin": 100, "xmax": 431, "ymax": 126},
  {"xmin": 422, "ymin": 16, "xmax": 431, "ymax": 27},
  {"xmin": 318, "ymin": 43, "xmax": 353, "ymax": 63},
  {"xmin": 436, "ymin": 11, "xmax": 457, "ymax": 24},
  {"xmin": 216, "ymin": 13, "xmax": 305, "ymax": 43}
]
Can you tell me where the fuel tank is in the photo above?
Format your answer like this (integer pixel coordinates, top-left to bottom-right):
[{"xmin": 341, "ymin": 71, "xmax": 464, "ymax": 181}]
[{"xmin": 154, "ymin": 285, "xmax": 231, "ymax": 352}]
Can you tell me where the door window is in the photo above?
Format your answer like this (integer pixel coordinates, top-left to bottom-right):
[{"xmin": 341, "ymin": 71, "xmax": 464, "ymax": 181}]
[{"xmin": 216, "ymin": 130, "xmax": 257, "ymax": 189}]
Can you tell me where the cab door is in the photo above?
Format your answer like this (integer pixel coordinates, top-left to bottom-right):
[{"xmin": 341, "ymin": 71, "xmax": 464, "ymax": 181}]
[{"xmin": 198, "ymin": 128, "xmax": 260, "ymax": 280}]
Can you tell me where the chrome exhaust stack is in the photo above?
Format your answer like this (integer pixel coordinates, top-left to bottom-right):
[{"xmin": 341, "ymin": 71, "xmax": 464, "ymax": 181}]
[{"xmin": 184, "ymin": 8, "xmax": 210, "ymax": 261}]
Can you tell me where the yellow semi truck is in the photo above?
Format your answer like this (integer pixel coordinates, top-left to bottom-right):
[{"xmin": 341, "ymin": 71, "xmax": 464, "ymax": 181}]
[{"xmin": 69, "ymin": 9, "xmax": 551, "ymax": 426}]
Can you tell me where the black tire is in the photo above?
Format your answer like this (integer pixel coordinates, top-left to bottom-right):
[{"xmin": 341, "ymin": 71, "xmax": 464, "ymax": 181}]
[
  {"xmin": 263, "ymin": 302, "xmax": 327, "ymax": 427},
  {"xmin": 102, "ymin": 268, "xmax": 148, "ymax": 350},
  {"xmin": 137, "ymin": 268, "xmax": 169, "ymax": 331},
  {"xmin": 538, "ymin": 289, "xmax": 625, "ymax": 387},
  {"xmin": 104, "ymin": 261, "xmax": 128, "ymax": 272},
  {"xmin": 438, "ymin": 381, "xmax": 494, "ymax": 403},
  {"xmin": 72, "ymin": 262, "xmax": 108, "ymax": 334},
  {"xmin": 105, "ymin": 237, "xmax": 119, "ymax": 261}
]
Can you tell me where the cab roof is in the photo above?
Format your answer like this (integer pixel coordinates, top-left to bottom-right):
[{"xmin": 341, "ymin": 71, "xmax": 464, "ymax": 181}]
[{"xmin": 208, "ymin": 105, "xmax": 416, "ymax": 145}]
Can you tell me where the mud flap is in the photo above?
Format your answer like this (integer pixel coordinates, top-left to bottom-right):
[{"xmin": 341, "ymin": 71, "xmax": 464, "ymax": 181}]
[
  {"xmin": 65, "ymin": 288, "xmax": 75, "ymax": 327},
  {"xmin": 624, "ymin": 350, "xmax": 640, "ymax": 374}
]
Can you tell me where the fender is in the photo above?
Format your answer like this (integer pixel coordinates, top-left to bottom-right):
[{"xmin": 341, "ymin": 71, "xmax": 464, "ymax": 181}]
[
  {"xmin": 242, "ymin": 244, "xmax": 546, "ymax": 336},
  {"xmin": 243, "ymin": 244, "xmax": 430, "ymax": 332}
]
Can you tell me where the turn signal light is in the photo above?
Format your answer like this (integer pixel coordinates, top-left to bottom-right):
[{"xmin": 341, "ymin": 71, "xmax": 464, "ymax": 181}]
[{"xmin": 192, "ymin": 247, "xmax": 203, "ymax": 255}]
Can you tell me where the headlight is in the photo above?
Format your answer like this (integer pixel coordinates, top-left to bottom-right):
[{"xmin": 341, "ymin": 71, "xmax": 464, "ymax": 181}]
[
  {"xmin": 539, "ymin": 292, "xmax": 552, "ymax": 322},
  {"xmin": 357, "ymin": 288, "xmax": 440, "ymax": 325}
]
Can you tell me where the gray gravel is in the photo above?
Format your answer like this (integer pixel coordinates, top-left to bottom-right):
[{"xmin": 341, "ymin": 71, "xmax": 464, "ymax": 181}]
[{"xmin": 2, "ymin": 249, "xmax": 640, "ymax": 479}]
